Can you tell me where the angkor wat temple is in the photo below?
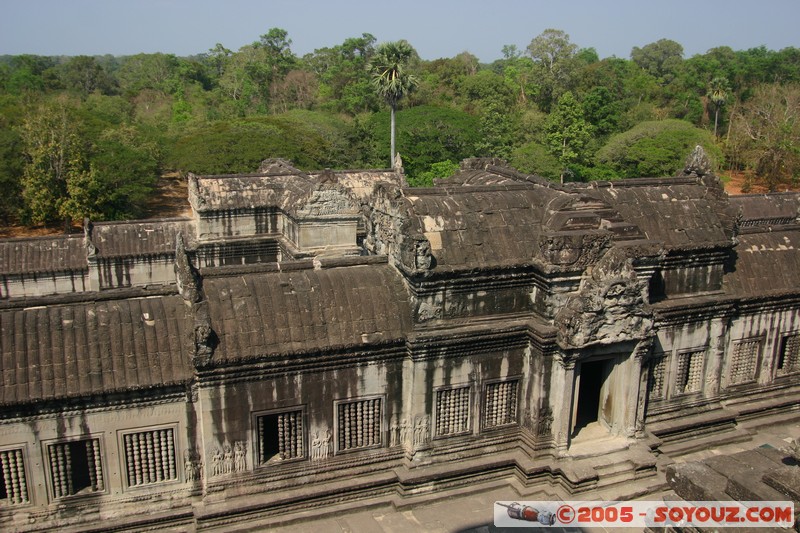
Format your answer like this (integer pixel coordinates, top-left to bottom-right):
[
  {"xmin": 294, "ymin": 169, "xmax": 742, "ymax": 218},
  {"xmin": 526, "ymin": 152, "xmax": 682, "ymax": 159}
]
[{"xmin": 0, "ymin": 151, "xmax": 798, "ymax": 531}]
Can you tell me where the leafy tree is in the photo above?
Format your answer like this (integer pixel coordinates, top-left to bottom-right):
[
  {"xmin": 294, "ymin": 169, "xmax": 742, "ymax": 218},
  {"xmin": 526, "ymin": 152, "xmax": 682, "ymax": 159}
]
[
  {"xmin": 116, "ymin": 53, "xmax": 181, "ymax": 96},
  {"xmin": 58, "ymin": 55, "xmax": 116, "ymax": 96},
  {"xmin": 596, "ymin": 119, "xmax": 721, "ymax": 178},
  {"xmin": 369, "ymin": 40, "xmax": 419, "ymax": 165},
  {"xmin": 359, "ymin": 106, "xmax": 481, "ymax": 178},
  {"xmin": 545, "ymin": 91, "xmax": 593, "ymax": 182},
  {"xmin": 0, "ymin": 95, "xmax": 25, "ymax": 222},
  {"xmin": 508, "ymin": 141, "xmax": 562, "ymax": 180},
  {"xmin": 728, "ymin": 83, "xmax": 800, "ymax": 191},
  {"xmin": 65, "ymin": 126, "xmax": 159, "ymax": 219},
  {"xmin": 166, "ymin": 111, "xmax": 353, "ymax": 174},
  {"xmin": 631, "ymin": 39, "xmax": 684, "ymax": 83},
  {"xmin": 257, "ymin": 27, "xmax": 296, "ymax": 78},
  {"xmin": 5, "ymin": 55, "xmax": 58, "ymax": 94},
  {"xmin": 412, "ymin": 160, "xmax": 460, "ymax": 187},
  {"xmin": 527, "ymin": 29, "xmax": 579, "ymax": 110},
  {"xmin": 305, "ymin": 33, "xmax": 378, "ymax": 114},
  {"xmin": 581, "ymin": 86, "xmax": 622, "ymax": 136},
  {"xmin": 18, "ymin": 96, "xmax": 89, "ymax": 227}
]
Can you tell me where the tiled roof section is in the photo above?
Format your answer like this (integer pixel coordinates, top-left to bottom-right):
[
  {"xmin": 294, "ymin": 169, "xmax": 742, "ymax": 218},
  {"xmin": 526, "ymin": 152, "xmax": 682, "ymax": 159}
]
[
  {"xmin": 729, "ymin": 193, "xmax": 800, "ymax": 225},
  {"xmin": 724, "ymin": 230, "xmax": 800, "ymax": 296},
  {"xmin": 402, "ymin": 186, "xmax": 564, "ymax": 269},
  {"xmin": 0, "ymin": 235, "xmax": 86, "ymax": 275},
  {"xmin": 92, "ymin": 218, "xmax": 194, "ymax": 258},
  {"xmin": 578, "ymin": 181, "xmax": 731, "ymax": 248},
  {"xmin": 190, "ymin": 173, "xmax": 316, "ymax": 213},
  {"xmin": 0, "ymin": 295, "xmax": 192, "ymax": 405},
  {"xmin": 203, "ymin": 264, "xmax": 411, "ymax": 360}
]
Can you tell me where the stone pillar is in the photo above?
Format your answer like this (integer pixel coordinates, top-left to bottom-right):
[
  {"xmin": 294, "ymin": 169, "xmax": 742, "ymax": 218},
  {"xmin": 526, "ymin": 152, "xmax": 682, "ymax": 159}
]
[
  {"xmin": 631, "ymin": 338, "xmax": 653, "ymax": 438},
  {"xmin": 551, "ymin": 350, "xmax": 577, "ymax": 453},
  {"xmin": 704, "ymin": 317, "xmax": 729, "ymax": 399}
]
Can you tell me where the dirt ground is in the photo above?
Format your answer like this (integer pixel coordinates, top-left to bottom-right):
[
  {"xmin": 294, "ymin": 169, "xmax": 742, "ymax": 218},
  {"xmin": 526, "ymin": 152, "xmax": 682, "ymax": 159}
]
[{"xmin": 0, "ymin": 171, "xmax": 795, "ymax": 239}]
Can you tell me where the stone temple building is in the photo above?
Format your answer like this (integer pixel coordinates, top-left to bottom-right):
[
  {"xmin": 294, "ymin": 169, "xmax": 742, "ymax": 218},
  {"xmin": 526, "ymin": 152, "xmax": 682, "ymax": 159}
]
[{"xmin": 0, "ymin": 152, "xmax": 798, "ymax": 531}]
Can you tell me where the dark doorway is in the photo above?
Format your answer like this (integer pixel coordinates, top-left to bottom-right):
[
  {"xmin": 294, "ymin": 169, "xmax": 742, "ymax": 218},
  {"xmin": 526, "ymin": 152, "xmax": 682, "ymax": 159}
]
[{"xmin": 573, "ymin": 360, "xmax": 607, "ymax": 435}]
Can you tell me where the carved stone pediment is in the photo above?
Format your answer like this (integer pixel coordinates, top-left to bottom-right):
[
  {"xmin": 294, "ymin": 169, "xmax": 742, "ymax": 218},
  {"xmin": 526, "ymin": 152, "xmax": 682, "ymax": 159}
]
[
  {"xmin": 539, "ymin": 232, "xmax": 611, "ymax": 269},
  {"xmin": 555, "ymin": 247, "xmax": 653, "ymax": 348},
  {"xmin": 295, "ymin": 185, "xmax": 359, "ymax": 218},
  {"xmin": 399, "ymin": 233, "xmax": 435, "ymax": 274}
]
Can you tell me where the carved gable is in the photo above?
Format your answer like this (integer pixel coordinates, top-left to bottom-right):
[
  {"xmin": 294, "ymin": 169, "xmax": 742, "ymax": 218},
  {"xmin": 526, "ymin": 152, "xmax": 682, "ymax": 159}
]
[{"xmin": 555, "ymin": 247, "xmax": 653, "ymax": 348}]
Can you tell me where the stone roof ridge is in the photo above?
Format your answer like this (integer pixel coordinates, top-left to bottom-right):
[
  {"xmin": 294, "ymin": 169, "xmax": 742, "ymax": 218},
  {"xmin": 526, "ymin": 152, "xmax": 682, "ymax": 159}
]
[
  {"xmin": 0, "ymin": 232, "xmax": 88, "ymax": 275},
  {"xmin": 200, "ymin": 255, "xmax": 389, "ymax": 279},
  {"xmin": 309, "ymin": 167, "xmax": 395, "ymax": 175},
  {"xmin": 0, "ymin": 284, "xmax": 178, "ymax": 311},
  {"xmin": 565, "ymin": 176, "xmax": 701, "ymax": 190},
  {"xmin": 91, "ymin": 216, "xmax": 193, "ymax": 226},
  {"xmin": 484, "ymin": 164, "xmax": 555, "ymax": 187}
]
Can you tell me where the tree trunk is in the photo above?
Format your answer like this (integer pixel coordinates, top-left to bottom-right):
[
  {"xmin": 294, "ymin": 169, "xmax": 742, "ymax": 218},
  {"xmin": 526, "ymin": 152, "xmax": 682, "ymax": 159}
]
[
  {"xmin": 714, "ymin": 106, "xmax": 720, "ymax": 138},
  {"xmin": 390, "ymin": 104, "xmax": 396, "ymax": 166}
]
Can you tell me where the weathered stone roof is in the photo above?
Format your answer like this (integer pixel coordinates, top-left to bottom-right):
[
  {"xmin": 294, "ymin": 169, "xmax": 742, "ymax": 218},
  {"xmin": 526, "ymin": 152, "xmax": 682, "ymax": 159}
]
[
  {"xmin": 574, "ymin": 179, "xmax": 734, "ymax": 249},
  {"xmin": 730, "ymin": 193, "xmax": 800, "ymax": 226},
  {"xmin": 189, "ymin": 173, "xmax": 316, "ymax": 213},
  {"xmin": 0, "ymin": 234, "xmax": 86, "ymax": 275},
  {"xmin": 0, "ymin": 294, "xmax": 193, "ymax": 405},
  {"xmin": 724, "ymin": 229, "xmax": 800, "ymax": 296},
  {"xmin": 92, "ymin": 218, "xmax": 194, "ymax": 258},
  {"xmin": 202, "ymin": 263, "xmax": 411, "ymax": 361},
  {"xmin": 401, "ymin": 185, "xmax": 563, "ymax": 270}
]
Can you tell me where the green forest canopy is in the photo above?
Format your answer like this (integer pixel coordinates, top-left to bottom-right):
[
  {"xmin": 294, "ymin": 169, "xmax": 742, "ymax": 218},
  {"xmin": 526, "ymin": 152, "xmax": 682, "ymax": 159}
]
[{"xmin": 1, "ymin": 29, "xmax": 800, "ymax": 227}]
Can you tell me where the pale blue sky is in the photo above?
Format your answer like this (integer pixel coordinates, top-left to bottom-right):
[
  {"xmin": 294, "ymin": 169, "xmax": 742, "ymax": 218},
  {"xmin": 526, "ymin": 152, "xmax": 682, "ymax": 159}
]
[{"xmin": 1, "ymin": 0, "xmax": 798, "ymax": 61}]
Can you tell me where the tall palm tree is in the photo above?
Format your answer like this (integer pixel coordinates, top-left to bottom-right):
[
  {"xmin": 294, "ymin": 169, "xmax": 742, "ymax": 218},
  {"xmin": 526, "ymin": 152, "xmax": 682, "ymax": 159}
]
[
  {"xmin": 708, "ymin": 76, "xmax": 730, "ymax": 138},
  {"xmin": 369, "ymin": 41, "xmax": 418, "ymax": 165}
]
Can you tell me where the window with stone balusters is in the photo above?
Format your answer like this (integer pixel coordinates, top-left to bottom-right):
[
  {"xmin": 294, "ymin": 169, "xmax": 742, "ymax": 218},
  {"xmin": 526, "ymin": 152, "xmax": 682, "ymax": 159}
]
[
  {"xmin": 257, "ymin": 410, "xmax": 304, "ymax": 463},
  {"xmin": 435, "ymin": 386, "xmax": 471, "ymax": 437},
  {"xmin": 728, "ymin": 338, "xmax": 761, "ymax": 385},
  {"xmin": 647, "ymin": 354, "xmax": 667, "ymax": 401},
  {"xmin": 674, "ymin": 350, "xmax": 704, "ymax": 395},
  {"xmin": 336, "ymin": 397, "xmax": 382, "ymax": 452},
  {"xmin": 47, "ymin": 438, "xmax": 104, "ymax": 499},
  {"xmin": 483, "ymin": 379, "xmax": 519, "ymax": 430},
  {"xmin": 122, "ymin": 428, "xmax": 178, "ymax": 488},
  {"xmin": 777, "ymin": 333, "xmax": 800, "ymax": 376},
  {"xmin": 0, "ymin": 447, "xmax": 29, "ymax": 506}
]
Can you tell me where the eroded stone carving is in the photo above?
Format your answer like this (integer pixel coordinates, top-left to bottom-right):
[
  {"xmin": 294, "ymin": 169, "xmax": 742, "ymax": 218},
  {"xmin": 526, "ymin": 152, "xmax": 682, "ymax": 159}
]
[
  {"xmin": 234, "ymin": 441, "xmax": 247, "ymax": 473},
  {"xmin": 555, "ymin": 247, "xmax": 653, "ymax": 348},
  {"xmin": 83, "ymin": 218, "xmax": 97, "ymax": 258},
  {"xmin": 296, "ymin": 186, "xmax": 358, "ymax": 218},
  {"xmin": 389, "ymin": 416, "xmax": 400, "ymax": 447},
  {"xmin": 210, "ymin": 447, "xmax": 223, "ymax": 477},
  {"xmin": 192, "ymin": 301, "xmax": 216, "ymax": 367},
  {"xmin": 310, "ymin": 429, "xmax": 332, "ymax": 461},
  {"xmin": 679, "ymin": 145, "xmax": 714, "ymax": 178},
  {"xmin": 539, "ymin": 232, "xmax": 610, "ymax": 268},
  {"xmin": 537, "ymin": 405, "xmax": 554, "ymax": 437},
  {"xmin": 413, "ymin": 415, "xmax": 430, "ymax": 447},
  {"xmin": 184, "ymin": 449, "xmax": 200, "ymax": 482},
  {"xmin": 175, "ymin": 233, "xmax": 201, "ymax": 304}
]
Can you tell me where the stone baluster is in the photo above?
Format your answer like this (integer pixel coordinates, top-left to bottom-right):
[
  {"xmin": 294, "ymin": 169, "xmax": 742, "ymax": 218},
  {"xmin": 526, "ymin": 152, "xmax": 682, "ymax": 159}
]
[{"xmin": 14, "ymin": 450, "xmax": 27, "ymax": 503}]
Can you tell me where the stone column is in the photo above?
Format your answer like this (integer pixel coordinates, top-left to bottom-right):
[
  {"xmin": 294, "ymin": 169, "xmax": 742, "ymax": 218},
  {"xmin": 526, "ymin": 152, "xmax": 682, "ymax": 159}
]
[
  {"xmin": 551, "ymin": 350, "xmax": 577, "ymax": 453},
  {"xmin": 704, "ymin": 316, "xmax": 729, "ymax": 399},
  {"xmin": 631, "ymin": 338, "xmax": 653, "ymax": 438}
]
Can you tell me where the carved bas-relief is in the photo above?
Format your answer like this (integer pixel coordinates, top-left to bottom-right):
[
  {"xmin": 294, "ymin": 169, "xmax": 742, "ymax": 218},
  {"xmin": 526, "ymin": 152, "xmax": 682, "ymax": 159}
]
[
  {"xmin": 539, "ymin": 232, "xmax": 610, "ymax": 269},
  {"xmin": 310, "ymin": 429, "xmax": 332, "ymax": 461},
  {"xmin": 555, "ymin": 247, "xmax": 653, "ymax": 349}
]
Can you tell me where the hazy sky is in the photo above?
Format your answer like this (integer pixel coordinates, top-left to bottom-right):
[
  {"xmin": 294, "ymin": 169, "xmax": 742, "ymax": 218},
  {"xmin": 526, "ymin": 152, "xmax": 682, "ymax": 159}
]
[{"xmin": 2, "ymin": 0, "xmax": 799, "ymax": 62}]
